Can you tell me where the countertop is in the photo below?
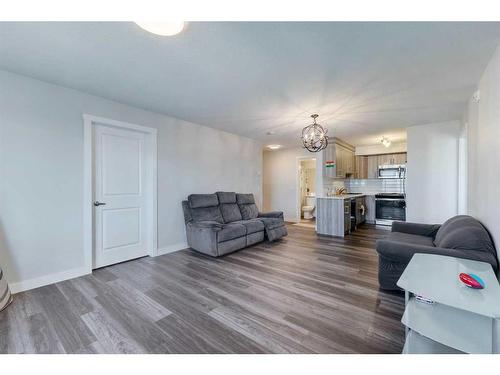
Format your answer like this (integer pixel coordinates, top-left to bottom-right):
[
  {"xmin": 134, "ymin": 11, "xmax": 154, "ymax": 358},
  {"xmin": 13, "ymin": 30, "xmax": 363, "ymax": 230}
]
[
  {"xmin": 317, "ymin": 194, "xmax": 366, "ymax": 200},
  {"xmin": 319, "ymin": 192, "xmax": 403, "ymax": 199}
]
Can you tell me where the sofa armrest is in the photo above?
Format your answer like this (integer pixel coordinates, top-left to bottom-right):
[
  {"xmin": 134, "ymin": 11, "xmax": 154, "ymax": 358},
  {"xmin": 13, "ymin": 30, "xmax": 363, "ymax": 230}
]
[
  {"xmin": 188, "ymin": 221, "xmax": 223, "ymax": 230},
  {"xmin": 185, "ymin": 221, "xmax": 222, "ymax": 257},
  {"xmin": 391, "ymin": 221, "xmax": 441, "ymax": 238},
  {"xmin": 376, "ymin": 240, "xmax": 498, "ymax": 270},
  {"xmin": 258, "ymin": 211, "xmax": 284, "ymax": 219}
]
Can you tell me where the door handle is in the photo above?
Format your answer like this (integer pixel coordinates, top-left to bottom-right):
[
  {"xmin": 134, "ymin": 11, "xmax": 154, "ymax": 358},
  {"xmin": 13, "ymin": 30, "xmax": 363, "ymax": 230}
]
[{"xmin": 93, "ymin": 201, "xmax": 106, "ymax": 206}]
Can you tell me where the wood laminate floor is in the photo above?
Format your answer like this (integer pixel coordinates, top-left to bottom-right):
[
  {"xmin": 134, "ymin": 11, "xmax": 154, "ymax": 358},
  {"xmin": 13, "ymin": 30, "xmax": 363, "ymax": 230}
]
[{"xmin": 0, "ymin": 224, "xmax": 404, "ymax": 354}]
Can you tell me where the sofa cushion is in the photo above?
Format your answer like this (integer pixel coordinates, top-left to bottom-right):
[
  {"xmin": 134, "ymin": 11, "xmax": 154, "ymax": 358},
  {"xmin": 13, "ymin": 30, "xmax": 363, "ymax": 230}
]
[
  {"xmin": 220, "ymin": 203, "xmax": 243, "ymax": 223},
  {"xmin": 236, "ymin": 193, "xmax": 259, "ymax": 220},
  {"xmin": 217, "ymin": 223, "xmax": 246, "ymax": 242},
  {"xmin": 234, "ymin": 219, "xmax": 265, "ymax": 234},
  {"xmin": 434, "ymin": 215, "xmax": 480, "ymax": 246},
  {"xmin": 386, "ymin": 231, "xmax": 435, "ymax": 247},
  {"xmin": 258, "ymin": 217, "xmax": 284, "ymax": 230},
  {"xmin": 188, "ymin": 194, "xmax": 219, "ymax": 208},
  {"xmin": 216, "ymin": 191, "xmax": 237, "ymax": 204},
  {"xmin": 191, "ymin": 206, "xmax": 224, "ymax": 223},
  {"xmin": 437, "ymin": 226, "xmax": 495, "ymax": 253},
  {"xmin": 239, "ymin": 203, "xmax": 259, "ymax": 220}
]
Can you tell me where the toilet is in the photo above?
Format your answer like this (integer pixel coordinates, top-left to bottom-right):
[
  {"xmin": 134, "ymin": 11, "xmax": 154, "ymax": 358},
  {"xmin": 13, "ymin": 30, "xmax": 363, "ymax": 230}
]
[{"xmin": 302, "ymin": 196, "xmax": 316, "ymax": 220}]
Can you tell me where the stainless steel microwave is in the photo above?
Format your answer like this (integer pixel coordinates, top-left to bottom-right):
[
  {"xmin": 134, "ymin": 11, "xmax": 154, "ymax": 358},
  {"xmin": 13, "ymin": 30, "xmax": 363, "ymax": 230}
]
[{"xmin": 378, "ymin": 164, "xmax": 406, "ymax": 179}]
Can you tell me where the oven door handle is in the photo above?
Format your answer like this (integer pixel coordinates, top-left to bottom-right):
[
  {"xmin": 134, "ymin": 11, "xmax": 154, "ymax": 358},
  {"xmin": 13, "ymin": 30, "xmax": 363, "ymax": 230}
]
[{"xmin": 376, "ymin": 198, "xmax": 405, "ymax": 201}]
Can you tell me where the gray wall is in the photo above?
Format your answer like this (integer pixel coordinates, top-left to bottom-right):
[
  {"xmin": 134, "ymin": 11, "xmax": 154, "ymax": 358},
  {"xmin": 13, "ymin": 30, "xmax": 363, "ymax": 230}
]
[{"xmin": 0, "ymin": 70, "xmax": 262, "ymax": 288}]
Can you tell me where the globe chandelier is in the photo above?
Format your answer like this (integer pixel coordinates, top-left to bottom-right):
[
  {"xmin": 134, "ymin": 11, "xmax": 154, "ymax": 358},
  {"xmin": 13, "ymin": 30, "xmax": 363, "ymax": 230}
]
[{"xmin": 301, "ymin": 114, "xmax": 329, "ymax": 152}]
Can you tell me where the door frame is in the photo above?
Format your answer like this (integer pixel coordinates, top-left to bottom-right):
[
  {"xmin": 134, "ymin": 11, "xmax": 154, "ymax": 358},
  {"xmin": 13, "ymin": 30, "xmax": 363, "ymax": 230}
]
[
  {"xmin": 83, "ymin": 114, "xmax": 158, "ymax": 272},
  {"xmin": 295, "ymin": 155, "xmax": 316, "ymax": 223}
]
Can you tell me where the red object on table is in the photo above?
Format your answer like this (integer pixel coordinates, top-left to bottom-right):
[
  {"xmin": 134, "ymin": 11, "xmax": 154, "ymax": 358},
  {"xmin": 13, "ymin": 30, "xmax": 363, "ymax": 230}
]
[{"xmin": 459, "ymin": 273, "xmax": 483, "ymax": 289}]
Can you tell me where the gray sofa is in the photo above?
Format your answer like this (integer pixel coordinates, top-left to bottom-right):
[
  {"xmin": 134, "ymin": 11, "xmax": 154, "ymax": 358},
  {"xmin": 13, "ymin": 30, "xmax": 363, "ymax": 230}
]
[
  {"xmin": 182, "ymin": 192, "xmax": 287, "ymax": 257},
  {"xmin": 376, "ymin": 215, "xmax": 498, "ymax": 290}
]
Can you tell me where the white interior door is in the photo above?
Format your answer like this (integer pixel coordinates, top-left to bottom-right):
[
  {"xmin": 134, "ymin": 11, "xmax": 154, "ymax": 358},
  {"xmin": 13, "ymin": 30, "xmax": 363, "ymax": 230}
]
[{"xmin": 93, "ymin": 124, "xmax": 149, "ymax": 268}]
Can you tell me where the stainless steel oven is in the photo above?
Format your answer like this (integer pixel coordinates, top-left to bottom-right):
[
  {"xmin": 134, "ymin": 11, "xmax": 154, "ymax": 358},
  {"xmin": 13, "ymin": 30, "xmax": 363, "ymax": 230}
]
[
  {"xmin": 375, "ymin": 193, "xmax": 406, "ymax": 226},
  {"xmin": 378, "ymin": 164, "xmax": 406, "ymax": 179}
]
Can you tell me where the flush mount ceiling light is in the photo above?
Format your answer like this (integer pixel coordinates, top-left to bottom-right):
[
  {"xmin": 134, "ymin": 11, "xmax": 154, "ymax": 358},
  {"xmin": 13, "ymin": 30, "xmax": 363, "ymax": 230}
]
[
  {"xmin": 301, "ymin": 114, "xmax": 329, "ymax": 153},
  {"xmin": 381, "ymin": 137, "xmax": 391, "ymax": 148},
  {"xmin": 134, "ymin": 22, "xmax": 185, "ymax": 36},
  {"xmin": 267, "ymin": 144, "xmax": 282, "ymax": 150}
]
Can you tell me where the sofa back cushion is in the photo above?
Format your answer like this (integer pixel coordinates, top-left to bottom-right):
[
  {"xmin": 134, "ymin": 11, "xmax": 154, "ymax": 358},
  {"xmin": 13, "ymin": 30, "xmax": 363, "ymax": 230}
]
[
  {"xmin": 220, "ymin": 204, "xmax": 242, "ymax": 223},
  {"xmin": 188, "ymin": 194, "xmax": 219, "ymax": 208},
  {"xmin": 236, "ymin": 193, "xmax": 259, "ymax": 220},
  {"xmin": 215, "ymin": 191, "xmax": 243, "ymax": 223},
  {"xmin": 190, "ymin": 206, "xmax": 223, "ymax": 223},
  {"xmin": 434, "ymin": 215, "xmax": 495, "ymax": 254},
  {"xmin": 216, "ymin": 191, "xmax": 237, "ymax": 204},
  {"xmin": 188, "ymin": 194, "xmax": 223, "ymax": 223}
]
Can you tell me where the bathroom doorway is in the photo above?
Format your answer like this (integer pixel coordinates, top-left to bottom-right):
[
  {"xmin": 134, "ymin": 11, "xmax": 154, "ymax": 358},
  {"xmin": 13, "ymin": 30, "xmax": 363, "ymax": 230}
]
[{"xmin": 297, "ymin": 157, "xmax": 317, "ymax": 226}]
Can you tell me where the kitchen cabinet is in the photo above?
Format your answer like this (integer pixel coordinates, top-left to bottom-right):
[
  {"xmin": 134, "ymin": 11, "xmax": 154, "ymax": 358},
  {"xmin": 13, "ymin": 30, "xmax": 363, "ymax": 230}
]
[
  {"xmin": 379, "ymin": 153, "xmax": 407, "ymax": 165},
  {"xmin": 324, "ymin": 145, "xmax": 406, "ymax": 180},
  {"xmin": 355, "ymin": 156, "xmax": 368, "ymax": 179},
  {"xmin": 367, "ymin": 155, "xmax": 379, "ymax": 179},
  {"xmin": 354, "ymin": 196, "xmax": 366, "ymax": 225},
  {"xmin": 366, "ymin": 153, "xmax": 407, "ymax": 178},
  {"xmin": 365, "ymin": 195, "xmax": 376, "ymax": 223},
  {"xmin": 316, "ymin": 195, "xmax": 367, "ymax": 237},
  {"xmin": 322, "ymin": 138, "xmax": 356, "ymax": 179},
  {"xmin": 393, "ymin": 153, "xmax": 407, "ymax": 164},
  {"xmin": 344, "ymin": 200, "xmax": 351, "ymax": 235},
  {"xmin": 377, "ymin": 154, "xmax": 392, "ymax": 166}
]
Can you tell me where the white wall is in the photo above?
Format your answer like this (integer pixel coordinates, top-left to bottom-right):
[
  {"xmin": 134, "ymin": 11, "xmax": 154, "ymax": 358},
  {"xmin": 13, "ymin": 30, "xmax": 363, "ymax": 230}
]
[
  {"xmin": 406, "ymin": 121, "xmax": 461, "ymax": 223},
  {"xmin": 464, "ymin": 44, "xmax": 500, "ymax": 354},
  {"xmin": 0, "ymin": 70, "xmax": 262, "ymax": 291},
  {"xmin": 355, "ymin": 142, "xmax": 407, "ymax": 156},
  {"xmin": 263, "ymin": 147, "xmax": 323, "ymax": 222},
  {"xmin": 465, "ymin": 44, "xmax": 500, "ymax": 262}
]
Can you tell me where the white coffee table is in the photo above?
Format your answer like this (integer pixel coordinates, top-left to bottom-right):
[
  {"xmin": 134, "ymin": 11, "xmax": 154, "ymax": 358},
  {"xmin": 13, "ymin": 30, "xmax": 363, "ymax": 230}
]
[{"xmin": 397, "ymin": 253, "xmax": 500, "ymax": 354}]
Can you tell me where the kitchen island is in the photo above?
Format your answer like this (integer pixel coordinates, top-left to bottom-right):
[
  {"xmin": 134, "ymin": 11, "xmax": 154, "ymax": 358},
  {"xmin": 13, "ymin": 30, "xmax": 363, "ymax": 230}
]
[{"xmin": 316, "ymin": 194, "xmax": 367, "ymax": 237}]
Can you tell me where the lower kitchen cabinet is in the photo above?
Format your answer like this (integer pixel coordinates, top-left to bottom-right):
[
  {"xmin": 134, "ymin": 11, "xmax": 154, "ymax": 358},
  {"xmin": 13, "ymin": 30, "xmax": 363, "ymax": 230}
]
[{"xmin": 365, "ymin": 195, "xmax": 376, "ymax": 223}]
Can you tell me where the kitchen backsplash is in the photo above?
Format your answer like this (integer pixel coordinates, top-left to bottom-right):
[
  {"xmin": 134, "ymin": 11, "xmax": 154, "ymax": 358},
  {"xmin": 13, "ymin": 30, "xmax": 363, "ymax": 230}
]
[{"xmin": 345, "ymin": 179, "xmax": 405, "ymax": 194}]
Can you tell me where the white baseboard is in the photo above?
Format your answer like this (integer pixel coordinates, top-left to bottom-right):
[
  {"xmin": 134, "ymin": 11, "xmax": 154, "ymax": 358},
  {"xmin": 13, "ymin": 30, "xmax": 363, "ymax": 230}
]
[
  {"xmin": 156, "ymin": 242, "xmax": 189, "ymax": 256},
  {"xmin": 284, "ymin": 216, "xmax": 300, "ymax": 223},
  {"xmin": 9, "ymin": 266, "xmax": 90, "ymax": 294}
]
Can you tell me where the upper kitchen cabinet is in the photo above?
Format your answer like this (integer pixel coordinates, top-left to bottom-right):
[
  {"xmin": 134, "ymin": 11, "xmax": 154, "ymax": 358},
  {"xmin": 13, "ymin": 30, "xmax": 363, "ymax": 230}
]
[
  {"xmin": 366, "ymin": 152, "xmax": 407, "ymax": 178},
  {"xmin": 367, "ymin": 155, "xmax": 379, "ymax": 179},
  {"xmin": 379, "ymin": 153, "xmax": 407, "ymax": 165},
  {"xmin": 322, "ymin": 138, "xmax": 356, "ymax": 179},
  {"xmin": 355, "ymin": 156, "xmax": 368, "ymax": 179},
  {"xmin": 377, "ymin": 154, "xmax": 393, "ymax": 166},
  {"xmin": 393, "ymin": 153, "xmax": 407, "ymax": 164}
]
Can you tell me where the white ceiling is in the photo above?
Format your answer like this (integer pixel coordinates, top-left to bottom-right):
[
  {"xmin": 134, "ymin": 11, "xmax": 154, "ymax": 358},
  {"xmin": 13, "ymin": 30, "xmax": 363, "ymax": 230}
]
[{"xmin": 1, "ymin": 22, "xmax": 500, "ymax": 148}]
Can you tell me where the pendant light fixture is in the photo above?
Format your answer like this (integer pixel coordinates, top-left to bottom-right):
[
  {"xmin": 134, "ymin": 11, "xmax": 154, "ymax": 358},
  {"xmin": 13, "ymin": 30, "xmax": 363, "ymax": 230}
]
[
  {"xmin": 134, "ymin": 22, "xmax": 185, "ymax": 36},
  {"xmin": 301, "ymin": 114, "xmax": 329, "ymax": 152},
  {"xmin": 381, "ymin": 137, "xmax": 391, "ymax": 148}
]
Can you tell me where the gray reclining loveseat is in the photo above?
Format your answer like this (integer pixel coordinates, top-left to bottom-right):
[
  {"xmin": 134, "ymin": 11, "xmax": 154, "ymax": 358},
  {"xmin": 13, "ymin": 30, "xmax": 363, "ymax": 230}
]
[
  {"xmin": 182, "ymin": 192, "xmax": 287, "ymax": 257},
  {"xmin": 376, "ymin": 215, "xmax": 498, "ymax": 290}
]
